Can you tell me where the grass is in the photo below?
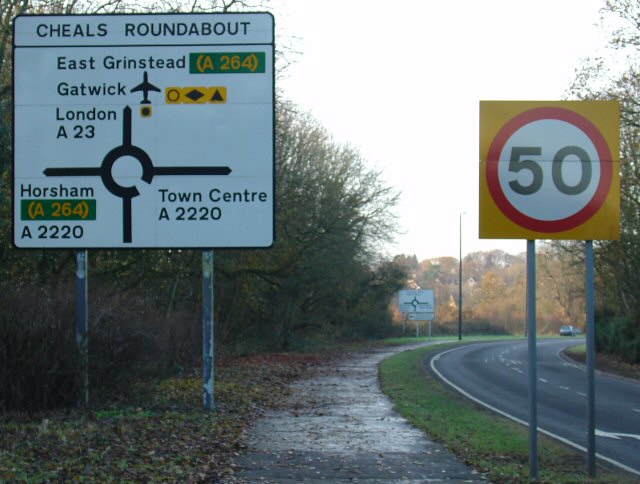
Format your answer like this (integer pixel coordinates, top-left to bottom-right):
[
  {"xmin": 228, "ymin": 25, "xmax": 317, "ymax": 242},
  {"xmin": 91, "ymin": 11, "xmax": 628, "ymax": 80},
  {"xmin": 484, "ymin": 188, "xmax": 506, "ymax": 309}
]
[
  {"xmin": 382, "ymin": 334, "xmax": 524, "ymax": 345},
  {"xmin": 565, "ymin": 343, "xmax": 587, "ymax": 362},
  {"xmin": 379, "ymin": 342, "xmax": 635, "ymax": 483},
  {"xmin": 563, "ymin": 342, "xmax": 640, "ymax": 381}
]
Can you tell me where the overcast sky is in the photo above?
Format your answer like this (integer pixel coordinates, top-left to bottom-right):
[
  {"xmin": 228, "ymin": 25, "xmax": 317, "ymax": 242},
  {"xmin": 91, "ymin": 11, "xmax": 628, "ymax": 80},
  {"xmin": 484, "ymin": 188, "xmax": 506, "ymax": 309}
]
[{"xmin": 270, "ymin": 0, "xmax": 609, "ymax": 261}]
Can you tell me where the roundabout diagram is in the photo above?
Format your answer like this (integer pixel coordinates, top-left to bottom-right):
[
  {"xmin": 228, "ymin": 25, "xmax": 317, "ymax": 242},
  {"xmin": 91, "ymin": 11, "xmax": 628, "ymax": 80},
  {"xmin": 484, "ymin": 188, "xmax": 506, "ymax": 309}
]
[{"xmin": 44, "ymin": 105, "xmax": 231, "ymax": 243}]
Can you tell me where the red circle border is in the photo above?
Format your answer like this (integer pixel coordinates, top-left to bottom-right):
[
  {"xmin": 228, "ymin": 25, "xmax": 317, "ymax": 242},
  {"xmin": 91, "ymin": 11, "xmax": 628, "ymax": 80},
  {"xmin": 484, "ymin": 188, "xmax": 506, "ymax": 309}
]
[{"xmin": 486, "ymin": 107, "xmax": 613, "ymax": 233}]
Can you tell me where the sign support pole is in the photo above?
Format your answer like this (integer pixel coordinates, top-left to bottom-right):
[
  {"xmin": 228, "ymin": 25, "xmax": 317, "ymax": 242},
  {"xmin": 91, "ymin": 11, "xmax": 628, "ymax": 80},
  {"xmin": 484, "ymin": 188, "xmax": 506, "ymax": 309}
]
[
  {"xmin": 526, "ymin": 240, "xmax": 538, "ymax": 480},
  {"xmin": 203, "ymin": 250, "xmax": 215, "ymax": 411},
  {"xmin": 585, "ymin": 240, "xmax": 596, "ymax": 476},
  {"xmin": 76, "ymin": 250, "xmax": 89, "ymax": 408},
  {"xmin": 458, "ymin": 212, "xmax": 464, "ymax": 341}
]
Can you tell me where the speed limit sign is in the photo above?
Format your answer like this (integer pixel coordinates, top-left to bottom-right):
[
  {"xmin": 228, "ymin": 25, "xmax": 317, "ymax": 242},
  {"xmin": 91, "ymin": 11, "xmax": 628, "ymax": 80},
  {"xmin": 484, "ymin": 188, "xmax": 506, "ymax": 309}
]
[{"xmin": 479, "ymin": 101, "xmax": 620, "ymax": 239}]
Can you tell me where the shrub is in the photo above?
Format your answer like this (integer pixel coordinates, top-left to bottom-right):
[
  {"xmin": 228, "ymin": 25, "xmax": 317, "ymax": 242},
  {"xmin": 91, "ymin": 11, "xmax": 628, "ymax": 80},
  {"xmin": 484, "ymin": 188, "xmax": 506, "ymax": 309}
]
[
  {"xmin": 595, "ymin": 313, "xmax": 640, "ymax": 364},
  {"xmin": 0, "ymin": 280, "xmax": 202, "ymax": 411},
  {"xmin": 0, "ymin": 284, "xmax": 78, "ymax": 411}
]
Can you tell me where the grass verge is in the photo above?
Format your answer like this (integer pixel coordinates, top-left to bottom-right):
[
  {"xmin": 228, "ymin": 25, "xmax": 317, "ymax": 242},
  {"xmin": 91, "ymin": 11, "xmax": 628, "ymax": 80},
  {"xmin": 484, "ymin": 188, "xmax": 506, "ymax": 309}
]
[
  {"xmin": 379, "ymin": 343, "xmax": 635, "ymax": 483},
  {"xmin": 564, "ymin": 343, "xmax": 640, "ymax": 381}
]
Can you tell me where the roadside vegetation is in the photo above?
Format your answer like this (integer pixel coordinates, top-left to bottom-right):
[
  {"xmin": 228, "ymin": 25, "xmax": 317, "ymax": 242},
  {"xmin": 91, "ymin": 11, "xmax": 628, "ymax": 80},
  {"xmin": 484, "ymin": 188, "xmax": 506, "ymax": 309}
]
[
  {"xmin": 565, "ymin": 1, "xmax": 640, "ymax": 365},
  {"xmin": 379, "ymin": 343, "xmax": 636, "ymax": 484},
  {"xmin": 565, "ymin": 343, "xmax": 640, "ymax": 381},
  {"xmin": 1, "ymin": 352, "xmax": 325, "ymax": 481}
]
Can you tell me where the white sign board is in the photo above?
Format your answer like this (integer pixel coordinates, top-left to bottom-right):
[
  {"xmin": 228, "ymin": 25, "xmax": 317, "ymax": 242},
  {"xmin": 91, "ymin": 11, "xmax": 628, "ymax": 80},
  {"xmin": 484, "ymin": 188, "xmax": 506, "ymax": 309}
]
[
  {"xmin": 398, "ymin": 289, "xmax": 435, "ymax": 313},
  {"xmin": 13, "ymin": 13, "xmax": 274, "ymax": 248}
]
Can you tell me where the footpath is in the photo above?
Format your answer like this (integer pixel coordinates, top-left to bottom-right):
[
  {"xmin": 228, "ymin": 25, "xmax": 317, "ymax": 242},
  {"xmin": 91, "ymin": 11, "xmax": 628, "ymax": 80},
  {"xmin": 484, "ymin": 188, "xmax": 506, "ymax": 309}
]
[{"xmin": 232, "ymin": 343, "xmax": 488, "ymax": 483}]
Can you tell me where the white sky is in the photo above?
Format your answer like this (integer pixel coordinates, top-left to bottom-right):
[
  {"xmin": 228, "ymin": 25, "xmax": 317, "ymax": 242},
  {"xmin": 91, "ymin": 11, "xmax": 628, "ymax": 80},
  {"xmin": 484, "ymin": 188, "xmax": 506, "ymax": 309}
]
[{"xmin": 271, "ymin": 0, "xmax": 609, "ymax": 261}]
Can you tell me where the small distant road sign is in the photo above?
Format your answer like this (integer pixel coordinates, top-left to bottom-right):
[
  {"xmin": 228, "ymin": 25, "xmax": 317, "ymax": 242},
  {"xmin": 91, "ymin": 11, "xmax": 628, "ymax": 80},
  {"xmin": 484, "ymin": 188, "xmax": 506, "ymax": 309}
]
[{"xmin": 399, "ymin": 289, "xmax": 435, "ymax": 313}]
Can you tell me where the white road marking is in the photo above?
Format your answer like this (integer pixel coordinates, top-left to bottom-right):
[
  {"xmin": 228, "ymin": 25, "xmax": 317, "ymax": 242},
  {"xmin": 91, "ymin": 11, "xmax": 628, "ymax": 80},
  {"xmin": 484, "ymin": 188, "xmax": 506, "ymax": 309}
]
[
  {"xmin": 596, "ymin": 429, "xmax": 640, "ymax": 441},
  {"xmin": 429, "ymin": 344, "xmax": 640, "ymax": 478}
]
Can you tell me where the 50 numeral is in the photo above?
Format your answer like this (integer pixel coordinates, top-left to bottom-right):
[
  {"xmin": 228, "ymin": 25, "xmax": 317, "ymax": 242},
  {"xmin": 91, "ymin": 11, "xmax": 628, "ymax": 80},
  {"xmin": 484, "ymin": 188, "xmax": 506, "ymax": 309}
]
[{"xmin": 508, "ymin": 146, "xmax": 592, "ymax": 195}]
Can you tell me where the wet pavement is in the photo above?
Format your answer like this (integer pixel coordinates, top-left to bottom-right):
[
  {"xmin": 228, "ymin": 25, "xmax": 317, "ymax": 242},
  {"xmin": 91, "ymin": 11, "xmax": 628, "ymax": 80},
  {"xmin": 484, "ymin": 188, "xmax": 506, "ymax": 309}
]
[{"xmin": 233, "ymin": 343, "xmax": 487, "ymax": 483}]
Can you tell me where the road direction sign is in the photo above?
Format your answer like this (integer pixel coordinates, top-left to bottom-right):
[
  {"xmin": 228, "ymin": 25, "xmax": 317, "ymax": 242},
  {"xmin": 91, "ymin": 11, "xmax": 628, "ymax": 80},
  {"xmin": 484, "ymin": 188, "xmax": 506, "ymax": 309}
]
[
  {"xmin": 408, "ymin": 312, "xmax": 434, "ymax": 321},
  {"xmin": 399, "ymin": 289, "xmax": 435, "ymax": 313},
  {"xmin": 479, "ymin": 101, "xmax": 619, "ymax": 240},
  {"xmin": 13, "ymin": 13, "xmax": 274, "ymax": 248}
]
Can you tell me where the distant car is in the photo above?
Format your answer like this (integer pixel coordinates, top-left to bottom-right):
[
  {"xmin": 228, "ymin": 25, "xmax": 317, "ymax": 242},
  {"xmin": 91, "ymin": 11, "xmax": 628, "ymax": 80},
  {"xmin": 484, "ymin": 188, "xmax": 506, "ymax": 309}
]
[{"xmin": 559, "ymin": 325, "xmax": 579, "ymax": 336}]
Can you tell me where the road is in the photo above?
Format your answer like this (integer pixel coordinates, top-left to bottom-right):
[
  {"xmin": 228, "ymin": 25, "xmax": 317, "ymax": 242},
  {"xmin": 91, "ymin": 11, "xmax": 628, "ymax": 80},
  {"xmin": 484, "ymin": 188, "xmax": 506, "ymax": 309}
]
[{"xmin": 427, "ymin": 338, "xmax": 640, "ymax": 476}]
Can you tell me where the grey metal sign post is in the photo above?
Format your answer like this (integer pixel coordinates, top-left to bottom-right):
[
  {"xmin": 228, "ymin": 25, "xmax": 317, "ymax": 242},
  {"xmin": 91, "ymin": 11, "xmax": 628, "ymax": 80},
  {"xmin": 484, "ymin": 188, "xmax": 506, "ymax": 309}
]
[
  {"xmin": 585, "ymin": 240, "xmax": 596, "ymax": 476},
  {"xmin": 202, "ymin": 251, "xmax": 214, "ymax": 410},
  {"xmin": 526, "ymin": 240, "xmax": 537, "ymax": 479},
  {"xmin": 76, "ymin": 250, "xmax": 89, "ymax": 407}
]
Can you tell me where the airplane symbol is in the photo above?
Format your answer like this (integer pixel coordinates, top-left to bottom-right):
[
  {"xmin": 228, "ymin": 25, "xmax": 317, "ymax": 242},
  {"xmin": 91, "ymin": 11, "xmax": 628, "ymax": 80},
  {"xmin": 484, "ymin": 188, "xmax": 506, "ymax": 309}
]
[{"xmin": 130, "ymin": 71, "xmax": 161, "ymax": 104}]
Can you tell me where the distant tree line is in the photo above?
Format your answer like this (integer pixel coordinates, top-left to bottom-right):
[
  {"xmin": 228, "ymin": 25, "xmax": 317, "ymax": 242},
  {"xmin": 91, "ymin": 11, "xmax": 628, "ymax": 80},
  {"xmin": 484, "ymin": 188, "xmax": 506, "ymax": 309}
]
[
  {"xmin": 561, "ymin": 0, "xmax": 640, "ymax": 364},
  {"xmin": 0, "ymin": 0, "xmax": 405, "ymax": 411},
  {"xmin": 392, "ymin": 246, "xmax": 586, "ymax": 337}
]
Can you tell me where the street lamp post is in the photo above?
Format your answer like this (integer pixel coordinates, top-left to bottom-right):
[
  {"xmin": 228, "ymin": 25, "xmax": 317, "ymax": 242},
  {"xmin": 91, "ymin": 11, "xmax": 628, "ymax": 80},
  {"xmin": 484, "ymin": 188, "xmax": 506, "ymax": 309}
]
[{"xmin": 458, "ymin": 212, "xmax": 465, "ymax": 341}]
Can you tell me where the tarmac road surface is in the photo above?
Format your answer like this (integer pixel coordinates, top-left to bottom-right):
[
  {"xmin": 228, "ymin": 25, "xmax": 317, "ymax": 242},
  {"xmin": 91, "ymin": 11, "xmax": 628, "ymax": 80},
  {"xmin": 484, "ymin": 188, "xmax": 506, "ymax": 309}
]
[{"xmin": 427, "ymin": 338, "xmax": 640, "ymax": 477}]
